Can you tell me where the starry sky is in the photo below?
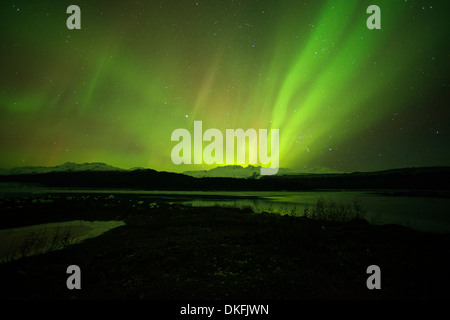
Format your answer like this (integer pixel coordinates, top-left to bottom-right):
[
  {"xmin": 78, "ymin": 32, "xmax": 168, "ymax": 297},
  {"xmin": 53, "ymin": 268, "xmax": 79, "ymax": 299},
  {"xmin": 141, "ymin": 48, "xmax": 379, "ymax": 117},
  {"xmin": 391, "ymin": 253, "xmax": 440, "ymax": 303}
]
[{"xmin": 0, "ymin": 0, "xmax": 449, "ymax": 173}]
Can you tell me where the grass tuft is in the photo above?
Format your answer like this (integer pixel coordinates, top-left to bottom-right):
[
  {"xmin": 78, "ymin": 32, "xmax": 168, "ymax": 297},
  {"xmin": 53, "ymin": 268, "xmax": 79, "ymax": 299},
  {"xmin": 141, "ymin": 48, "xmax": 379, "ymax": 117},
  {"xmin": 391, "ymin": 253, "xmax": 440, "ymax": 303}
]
[{"xmin": 305, "ymin": 197, "xmax": 366, "ymax": 223}]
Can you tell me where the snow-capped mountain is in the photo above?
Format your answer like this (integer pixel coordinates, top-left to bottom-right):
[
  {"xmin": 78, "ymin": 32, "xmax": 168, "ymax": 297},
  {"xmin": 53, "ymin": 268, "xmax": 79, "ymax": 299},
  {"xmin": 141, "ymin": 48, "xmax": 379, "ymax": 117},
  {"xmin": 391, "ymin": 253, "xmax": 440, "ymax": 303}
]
[
  {"xmin": 183, "ymin": 165, "xmax": 262, "ymax": 179},
  {"xmin": 183, "ymin": 165, "xmax": 342, "ymax": 178},
  {"xmin": 2, "ymin": 162, "xmax": 125, "ymax": 175},
  {"xmin": 0, "ymin": 162, "xmax": 341, "ymax": 178},
  {"xmin": 278, "ymin": 166, "xmax": 343, "ymax": 175}
]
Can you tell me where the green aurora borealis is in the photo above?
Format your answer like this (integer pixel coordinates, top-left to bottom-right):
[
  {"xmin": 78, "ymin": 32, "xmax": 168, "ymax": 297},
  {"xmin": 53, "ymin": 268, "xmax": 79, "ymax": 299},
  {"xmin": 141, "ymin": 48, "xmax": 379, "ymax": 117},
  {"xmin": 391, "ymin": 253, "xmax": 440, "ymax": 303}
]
[{"xmin": 0, "ymin": 0, "xmax": 449, "ymax": 173}]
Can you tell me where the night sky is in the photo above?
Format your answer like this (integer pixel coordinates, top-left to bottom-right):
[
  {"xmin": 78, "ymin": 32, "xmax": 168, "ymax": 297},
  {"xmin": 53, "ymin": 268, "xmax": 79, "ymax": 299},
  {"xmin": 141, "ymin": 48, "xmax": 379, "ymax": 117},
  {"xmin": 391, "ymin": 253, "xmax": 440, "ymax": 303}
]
[{"xmin": 0, "ymin": 0, "xmax": 449, "ymax": 173}]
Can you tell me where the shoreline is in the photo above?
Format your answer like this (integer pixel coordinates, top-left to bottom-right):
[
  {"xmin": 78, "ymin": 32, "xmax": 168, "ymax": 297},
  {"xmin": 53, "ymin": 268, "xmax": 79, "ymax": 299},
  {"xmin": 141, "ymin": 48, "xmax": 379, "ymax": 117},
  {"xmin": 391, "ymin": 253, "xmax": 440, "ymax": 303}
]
[{"xmin": 0, "ymin": 193, "xmax": 449, "ymax": 299}]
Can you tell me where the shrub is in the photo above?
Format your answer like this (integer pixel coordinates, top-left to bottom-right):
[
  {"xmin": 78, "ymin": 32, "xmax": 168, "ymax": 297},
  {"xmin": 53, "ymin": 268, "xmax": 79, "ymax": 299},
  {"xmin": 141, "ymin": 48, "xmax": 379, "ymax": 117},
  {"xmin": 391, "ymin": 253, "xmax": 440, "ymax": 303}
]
[
  {"xmin": 2, "ymin": 226, "xmax": 75, "ymax": 263},
  {"xmin": 306, "ymin": 197, "xmax": 366, "ymax": 223}
]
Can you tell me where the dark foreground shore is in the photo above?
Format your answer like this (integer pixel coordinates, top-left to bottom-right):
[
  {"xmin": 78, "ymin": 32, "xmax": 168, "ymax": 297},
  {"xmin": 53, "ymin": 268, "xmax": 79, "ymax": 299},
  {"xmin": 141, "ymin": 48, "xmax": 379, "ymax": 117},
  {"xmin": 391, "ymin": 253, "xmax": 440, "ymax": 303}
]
[{"xmin": 0, "ymin": 192, "xmax": 449, "ymax": 300}]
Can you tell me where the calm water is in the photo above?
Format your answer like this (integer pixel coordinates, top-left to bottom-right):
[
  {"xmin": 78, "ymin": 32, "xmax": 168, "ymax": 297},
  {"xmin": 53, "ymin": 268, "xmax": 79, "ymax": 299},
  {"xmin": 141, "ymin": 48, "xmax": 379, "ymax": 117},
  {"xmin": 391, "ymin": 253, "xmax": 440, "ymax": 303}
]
[
  {"xmin": 1, "ymin": 185, "xmax": 449, "ymax": 233},
  {"xmin": 175, "ymin": 190, "xmax": 450, "ymax": 233}
]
